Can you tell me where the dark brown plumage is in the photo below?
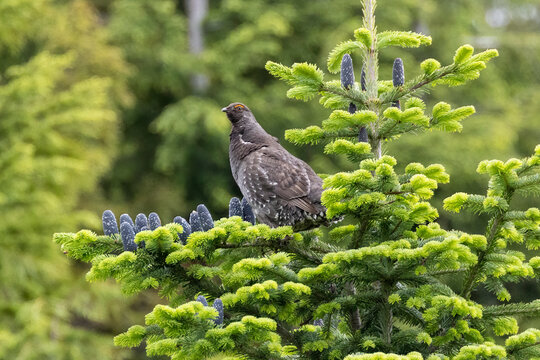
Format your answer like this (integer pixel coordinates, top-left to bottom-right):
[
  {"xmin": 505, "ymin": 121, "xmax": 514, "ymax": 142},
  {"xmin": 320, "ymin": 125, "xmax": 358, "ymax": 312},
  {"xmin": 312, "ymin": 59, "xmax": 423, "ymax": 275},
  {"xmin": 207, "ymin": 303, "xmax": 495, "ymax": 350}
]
[{"xmin": 222, "ymin": 102, "xmax": 328, "ymax": 231}]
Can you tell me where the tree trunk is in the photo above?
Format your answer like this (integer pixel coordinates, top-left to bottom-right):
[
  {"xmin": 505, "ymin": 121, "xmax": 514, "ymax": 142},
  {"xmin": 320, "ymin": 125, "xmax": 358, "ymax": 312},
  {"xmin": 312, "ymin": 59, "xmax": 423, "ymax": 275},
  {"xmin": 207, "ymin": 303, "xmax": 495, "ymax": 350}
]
[{"xmin": 186, "ymin": 0, "xmax": 209, "ymax": 92}]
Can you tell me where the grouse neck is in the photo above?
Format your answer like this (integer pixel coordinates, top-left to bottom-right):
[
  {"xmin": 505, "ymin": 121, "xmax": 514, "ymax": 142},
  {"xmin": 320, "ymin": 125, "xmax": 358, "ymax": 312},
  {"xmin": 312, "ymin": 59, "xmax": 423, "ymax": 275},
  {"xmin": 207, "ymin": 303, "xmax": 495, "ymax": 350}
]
[{"xmin": 229, "ymin": 116, "xmax": 275, "ymax": 146}]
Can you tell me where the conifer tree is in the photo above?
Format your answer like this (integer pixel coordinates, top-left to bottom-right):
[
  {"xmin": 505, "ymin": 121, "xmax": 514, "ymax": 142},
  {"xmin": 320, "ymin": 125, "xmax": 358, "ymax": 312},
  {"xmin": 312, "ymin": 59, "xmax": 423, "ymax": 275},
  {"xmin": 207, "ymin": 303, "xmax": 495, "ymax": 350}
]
[
  {"xmin": 0, "ymin": 1, "xmax": 143, "ymax": 358},
  {"xmin": 55, "ymin": 0, "xmax": 540, "ymax": 358}
]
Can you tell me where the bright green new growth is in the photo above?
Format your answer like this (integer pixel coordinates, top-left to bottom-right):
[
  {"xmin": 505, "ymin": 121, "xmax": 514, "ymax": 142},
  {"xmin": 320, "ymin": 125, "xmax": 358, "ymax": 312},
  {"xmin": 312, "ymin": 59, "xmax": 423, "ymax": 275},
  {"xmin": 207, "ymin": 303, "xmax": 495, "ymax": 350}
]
[{"xmin": 54, "ymin": 1, "xmax": 540, "ymax": 359}]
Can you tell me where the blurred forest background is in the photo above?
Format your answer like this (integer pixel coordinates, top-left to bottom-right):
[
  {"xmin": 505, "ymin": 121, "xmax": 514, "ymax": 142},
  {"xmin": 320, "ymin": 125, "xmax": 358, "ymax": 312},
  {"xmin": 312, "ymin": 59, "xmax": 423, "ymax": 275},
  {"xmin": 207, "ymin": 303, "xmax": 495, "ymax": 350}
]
[{"xmin": 0, "ymin": 0, "xmax": 538, "ymax": 358}]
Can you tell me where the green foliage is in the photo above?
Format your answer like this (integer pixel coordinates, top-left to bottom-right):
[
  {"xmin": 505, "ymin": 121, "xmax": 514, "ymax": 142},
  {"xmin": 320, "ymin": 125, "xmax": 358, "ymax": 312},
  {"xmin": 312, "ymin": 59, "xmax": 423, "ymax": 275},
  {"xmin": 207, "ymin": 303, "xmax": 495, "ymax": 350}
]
[
  {"xmin": 0, "ymin": 1, "xmax": 140, "ymax": 358},
  {"xmin": 377, "ymin": 31, "xmax": 432, "ymax": 49},
  {"xmin": 354, "ymin": 28, "xmax": 373, "ymax": 49},
  {"xmin": 0, "ymin": 0, "xmax": 44, "ymax": 54},
  {"xmin": 266, "ymin": 62, "xmax": 325, "ymax": 101},
  {"xmin": 114, "ymin": 303, "xmax": 293, "ymax": 360},
  {"xmin": 269, "ymin": 37, "xmax": 494, "ymax": 152},
  {"xmin": 327, "ymin": 41, "xmax": 367, "ymax": 74},
  {"xmin": 54, "ymin": 0, "xmax": 540, "ymax": 359}
]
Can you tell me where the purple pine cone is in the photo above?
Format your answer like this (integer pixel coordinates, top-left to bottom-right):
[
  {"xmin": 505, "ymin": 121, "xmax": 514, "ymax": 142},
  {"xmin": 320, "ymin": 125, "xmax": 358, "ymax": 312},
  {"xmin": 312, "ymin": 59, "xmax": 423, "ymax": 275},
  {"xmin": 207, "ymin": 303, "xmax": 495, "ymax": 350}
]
[
  {"xmin": 138, "ymin": 226, "xmax": 148, "ymax": 248},
  {"xmin": 241, "ymin": 198, "xmax": 256, "ymax": 225},
  {"xmin": 340, "ymin": 54, "xmax": 355, "ymax": 89},
  {"xmin": 349, "ymin": 66, "xmax": 368, "ymax": 142},
  {"xmin": 173, "ymin": 216, "xmax": 191, "ymax": 244},
  {"xmin": 148, "ymin": 212, "xmax": 161, "ymax": 230},
  {"xmin": 392, "ymin": 58, "xmax": 405, "ymax": 87},
  {"xmin": 197, "ymin": 204, "xmax": 214, "ymax": 231},
  {"xmin": 102, "ymin": 210, "xmax": 119, "ymax": 236},
  {"xmin": 393, "ymin": 58, "xmax": 404, "ymax": 108},
  {"xmin": 213, "ymin": 298, "xmax": 224, "ymax": 325},
  {"xmin": 189, "ymin": 211, "xmax": 203, "ymax": 232},
  {"xmin": 120, "ymin": 222, "xmax": 137, "ymax": 252},
  {"xmin": 229, "ymin": 197, "xmax": 243, "ymax": 217},
  {"xmin": 361, "ymin": 65, "xmax": 366, "ymax": 91},
  {"xmin": 358, "ymin": 127, "xmax": 368, "ymax": 143},
  {"xmin": 120, "ymin": 214, "xmax": 134, "ymax": 228},
  {"xmin": 135, "ymin": 213, "xmax": 148, "ymax": 233},
  {"xmin": 196, "ymin": 295, "xmax": 208, "ymax": 306}
]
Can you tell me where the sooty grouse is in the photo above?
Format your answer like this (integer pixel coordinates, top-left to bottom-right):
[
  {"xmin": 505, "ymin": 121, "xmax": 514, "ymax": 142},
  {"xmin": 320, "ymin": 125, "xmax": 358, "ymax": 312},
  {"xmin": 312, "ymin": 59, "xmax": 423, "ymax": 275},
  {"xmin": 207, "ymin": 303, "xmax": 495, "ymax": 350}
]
[{"xmin": 222, "ymin": 102, "xmax": 329, "ymax": 231}]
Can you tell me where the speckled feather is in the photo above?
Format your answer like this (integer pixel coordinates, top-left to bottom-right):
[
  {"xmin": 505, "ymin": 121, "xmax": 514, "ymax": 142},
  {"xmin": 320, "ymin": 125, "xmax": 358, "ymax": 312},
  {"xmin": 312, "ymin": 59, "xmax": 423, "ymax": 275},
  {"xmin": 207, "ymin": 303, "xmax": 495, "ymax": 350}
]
[{"xmin": 224, "ymin": 103, "xmax": 328, "ymax": 231}]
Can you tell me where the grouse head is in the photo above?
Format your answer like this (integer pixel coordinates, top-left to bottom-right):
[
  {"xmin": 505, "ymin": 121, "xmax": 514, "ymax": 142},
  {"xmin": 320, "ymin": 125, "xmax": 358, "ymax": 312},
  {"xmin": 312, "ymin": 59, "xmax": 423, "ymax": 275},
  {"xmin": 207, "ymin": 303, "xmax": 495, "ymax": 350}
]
[{"xmin": 221, "ymin": 102, "xmax": 251, "ymax": 124}]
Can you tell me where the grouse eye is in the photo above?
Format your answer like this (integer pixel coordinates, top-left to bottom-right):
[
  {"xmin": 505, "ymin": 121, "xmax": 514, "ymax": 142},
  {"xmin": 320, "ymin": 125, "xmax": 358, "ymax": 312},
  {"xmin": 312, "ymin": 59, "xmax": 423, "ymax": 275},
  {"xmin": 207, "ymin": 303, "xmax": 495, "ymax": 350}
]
[{"xmin": 233, "ymin": 104, "xmax": 245, "ymax": 111}]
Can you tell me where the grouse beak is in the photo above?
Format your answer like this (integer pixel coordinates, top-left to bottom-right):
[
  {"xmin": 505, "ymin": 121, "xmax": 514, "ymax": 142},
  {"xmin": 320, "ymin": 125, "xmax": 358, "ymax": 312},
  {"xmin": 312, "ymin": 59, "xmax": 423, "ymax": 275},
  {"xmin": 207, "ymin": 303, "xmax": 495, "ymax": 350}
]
[{"xmin": 221, "ymin": 107, "xmax": 228, "ymax": 112}]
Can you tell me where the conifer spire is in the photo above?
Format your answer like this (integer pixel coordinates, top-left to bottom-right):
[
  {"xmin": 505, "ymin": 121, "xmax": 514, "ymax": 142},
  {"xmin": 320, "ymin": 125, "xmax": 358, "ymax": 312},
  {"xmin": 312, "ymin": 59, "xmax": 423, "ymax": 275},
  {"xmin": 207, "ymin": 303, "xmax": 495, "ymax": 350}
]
[{"xmin": 361, "ymin": 0, "xmax": 381, "ymax": 158}]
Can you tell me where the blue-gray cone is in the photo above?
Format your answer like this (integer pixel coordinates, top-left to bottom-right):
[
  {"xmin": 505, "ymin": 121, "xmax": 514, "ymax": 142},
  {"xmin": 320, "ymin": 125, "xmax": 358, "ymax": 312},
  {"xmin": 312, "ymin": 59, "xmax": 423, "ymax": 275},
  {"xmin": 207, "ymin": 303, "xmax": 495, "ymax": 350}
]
[
  {"xmin": 358, "ymin": 127, "xmax": 368, "ymax": 143},
  {"xmin": 196, "ymin": 295, "xmax": 208, "ymax": 306},
  {"xmin": 340, "ymin": 53, "xmax": 355, "ymax": 90},
  {"xmin": 361, "ymin": 65, "xmax": 366, "ymax": 91},
  {"xmin": 197, "ymin": 204, "xmax": 214, "ymax": 231},
  {"xmin": 313, "ymin": 319, "xmax": 324, "ymax": 326},
  {"xmin": 229, "ymin": 197, "xmax": 243, "ymax": 217},
  {"xmin": 189, "ymin": 211, "xmax": 203, "ymax": 232},
  {"xmin": 120, "ymin": 214, "xmax": 134, "ymax": 228},
  {"xmin": 173, "ymin": 216, "xmax": 191, "ymax": 244},
  {"xmin": 241, "ymin": 198, "xmax": 256, "ymax": 225},
  {"xmin": 393, "ymin": 58, "xmax": 404, "ymax": 108},
  {"xmin": 213, "ymin": 298, "xmax": 224, "ymax": 325},
  {"xmin": 392, "ymin": 58, "xmax": 405, "ymax": 86},
  {"xmin": 349, "ymin": 66, "xmax": 368, "ymax": 142},
  {"xmin": 102, "ymin": 210, "xmax": 119, "ymax": 236},
  {"xmin": 148, "ymin": 212, "xmax": 161, "ymax": 230},
  {"xmin": 120, "ymin": 222, "xmax": 137, "ymax": 252},
  {"xmin": 138, "ymin": 226, "xmax": 148, "ymax": 248},
  {"xmin": 135, "ymin": 213, "xmax": 148, "ymax": 233}
]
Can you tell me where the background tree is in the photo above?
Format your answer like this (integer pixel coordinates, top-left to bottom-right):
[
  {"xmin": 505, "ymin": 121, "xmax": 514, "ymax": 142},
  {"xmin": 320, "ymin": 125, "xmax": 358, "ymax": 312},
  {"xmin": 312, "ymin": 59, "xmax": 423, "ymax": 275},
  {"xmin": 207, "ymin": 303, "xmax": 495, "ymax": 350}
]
[{"xmin": 0, "ymin": 1, "xmax": 144, "ymax": 358}]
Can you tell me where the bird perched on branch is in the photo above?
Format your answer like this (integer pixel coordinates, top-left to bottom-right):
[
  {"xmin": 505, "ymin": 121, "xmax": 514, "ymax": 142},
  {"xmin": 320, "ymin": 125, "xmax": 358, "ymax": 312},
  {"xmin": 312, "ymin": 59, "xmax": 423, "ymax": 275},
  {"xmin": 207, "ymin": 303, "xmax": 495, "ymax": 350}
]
[{"xmin": 222, "ymin": 102, "xmax": 329, "ymax": 231}]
